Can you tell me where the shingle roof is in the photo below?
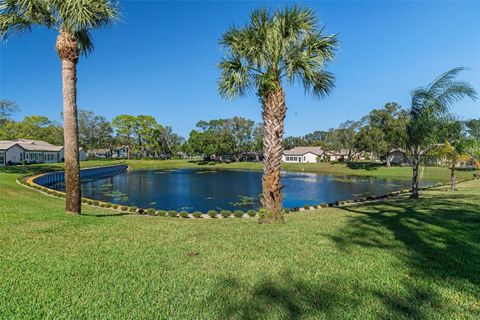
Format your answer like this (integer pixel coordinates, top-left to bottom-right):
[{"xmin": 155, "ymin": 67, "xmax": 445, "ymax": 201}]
[
  {"xmin": 0, "ymin": 139, "xmax": 63, "ymax": 152},
  {"xmin": 283, "ymin": 147, "xmax": 324, "ymax": 156},
  {"xmin": 0, "ymin": 141, "xmax": 17, "ymax": 150}
]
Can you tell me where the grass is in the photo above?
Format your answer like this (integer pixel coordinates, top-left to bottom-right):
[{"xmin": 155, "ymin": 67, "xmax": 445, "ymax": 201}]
[{"xmin": 1, "ymin": 160, "xmax": 479, "ymax": 318}]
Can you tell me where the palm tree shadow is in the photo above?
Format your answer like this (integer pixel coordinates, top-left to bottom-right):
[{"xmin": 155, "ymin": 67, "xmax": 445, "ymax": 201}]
[
  {"xmin": 211, "ymin": 271, "xmax": 441, "ymax": 319},
  {"xmin": 211, "ymin": 272, "xmax": 348, "ymax": 320}
]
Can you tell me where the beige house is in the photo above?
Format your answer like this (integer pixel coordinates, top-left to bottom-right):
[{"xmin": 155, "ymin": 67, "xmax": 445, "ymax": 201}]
[
  {"xmin": 0, "ymin": 139, "xmax": 86, "ymax": 166},
  {"xmin": 282, "ymin": 147, "xmax": 325, "ymax": 163}
]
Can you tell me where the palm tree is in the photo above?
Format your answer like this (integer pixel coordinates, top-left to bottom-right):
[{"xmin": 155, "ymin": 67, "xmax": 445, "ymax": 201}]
[
  {"xmin": 0, "ymin": 0, "xmax": 119, "ymax": 213},
  {"xmin": 218, "ymin": 6, "xmax": 338, "ymax": 223},
  {"xmin": 406, "ymin": 68, "xmax": 477, "ymax": 199}
]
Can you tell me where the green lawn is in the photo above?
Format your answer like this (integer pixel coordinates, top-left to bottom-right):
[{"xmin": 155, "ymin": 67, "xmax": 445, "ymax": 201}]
[{"xmin": 1, "ymin": 161, "xmax": 479, "ymax": 319}]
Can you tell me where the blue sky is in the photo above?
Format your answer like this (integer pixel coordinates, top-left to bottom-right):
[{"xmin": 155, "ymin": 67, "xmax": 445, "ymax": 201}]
[{"xmin": 1, "ymin": 0, "xmax": 479, "ymax": 137}]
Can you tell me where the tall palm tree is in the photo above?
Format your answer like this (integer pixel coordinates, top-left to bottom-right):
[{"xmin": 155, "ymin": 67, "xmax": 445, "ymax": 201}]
[
  {"xmin": 218, "ymin": 6, "xmax": 338, "ymax": 223},
  {"xmin": 0, "ymin": 0, "xmax": 119, "ymax": 213},
  {"xmin": 406, "ymin": 67, "xmax": 477, "ymax": 199}
]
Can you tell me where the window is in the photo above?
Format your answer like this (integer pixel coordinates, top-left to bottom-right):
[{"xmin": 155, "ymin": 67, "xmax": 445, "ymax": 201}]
[{"xmin": 0, "ymin": 152, "xmax": 5, "ymax": 165}]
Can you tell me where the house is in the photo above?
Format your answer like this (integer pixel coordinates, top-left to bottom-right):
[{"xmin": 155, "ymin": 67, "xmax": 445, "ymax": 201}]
[
  {"xmin": 324, "ymin": 150, "xmax": 350, "ymax": 162},
  {"xmin": 88, "ymin": 148, "xmax": 112, "ymax": 158},
  {"xmin": 282, "ymin": 147, "xmax": 324, "ymax": 163},
  {"xmin": 113, "ymin": 146, "xmax": 129, "ymax": 158},
  {"xmin": 387, "ymin": 148, "xmax": 409, "ymax": 165},
  {"xmin": 0, "ymin": 139, "xmax": 86, "ymax": 166}
]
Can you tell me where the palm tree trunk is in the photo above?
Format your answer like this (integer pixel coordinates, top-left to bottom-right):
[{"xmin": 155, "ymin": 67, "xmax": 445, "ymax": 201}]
[
  {"xmin": 260, "ymin": 87, "xmax": 286, "ymax": 224},
  {"xmin": 410, "ymin": 154, "xmax": 419, "ymax": 199},
  {"xmin": 56, "ymin": 30, "xmax": 81, "ymax": 214},
  {"xmin": 450, "ymin": 166, "xmax": 455, "ymax": 191}
]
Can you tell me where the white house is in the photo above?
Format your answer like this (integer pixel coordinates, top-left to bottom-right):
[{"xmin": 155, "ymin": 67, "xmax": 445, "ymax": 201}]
[
  {"xmin": 282, "ymin": 147, "xmax": 325, "ymax": 163},
  {"xmin": 0, "ymin": 139, "xmax": 86, "ymax": 166}
]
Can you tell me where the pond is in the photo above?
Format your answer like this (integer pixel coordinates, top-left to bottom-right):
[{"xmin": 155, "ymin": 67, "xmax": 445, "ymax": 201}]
[{"xmin": 46, "ymin": 168, "xmax": 432, "ymax": 212}]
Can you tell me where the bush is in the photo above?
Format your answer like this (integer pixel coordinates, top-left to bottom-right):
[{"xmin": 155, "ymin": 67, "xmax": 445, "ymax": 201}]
[
  {"xmin": 129, "ymin": 207, "xmax": 137, "ymax": 213},
  {"xmin": 179, "ymin": 211, "xmax": 189, "ymax": 218},
  {"xmin": 137, "ymin": 208, "xmax": 145, "ymax": 214},
  {"xmin": 168, "ymin": 210, "xmax": 178, "ymax": 217},
  {"xmin": 146, "ymin": 208, "xmax": 156, "ymax": 215},
  {"xmin": 207, "ymin": 210, "xmax": 218, "ymax": 218},
  {"xmin": 121, "ymin": 206, "xmax": 129, "ymax": 211},
  {"xmin": 92, "ymin": 201, "xmax": 100, "ymax": 206},
  {"xmin": 303, "ymin": 204, "xmax": 311, "ymax": 210},
  {"xmin": 320, "ymin": 203, "xmax": 328, "ymax": 208},
  {"xmin": 105, "ymin": 203, "xmax": 113, "ymax": 208},
  {"xmin": 112, "ymin": 204, "xmax": 119, "ymax": 210},
  {"xmin": 192, "ymin": 211, "xmax": 202, "ymax": 218},
  {"xmin": 157, "ymin": 210, "xmax": 167, "ymax": 217},
  {"xmin": 220, "ymin": 210, "xmax": 232, "ymax": 218},
  {"xmin": 283, "ymin": 208, "xmax": 291, "ymax": 214},
  {"xmin": 233, "ymin": 210, "xmax": 244, "ymax": 218},
  {"xmin": 247, "ymin": 210, "xmax": 257, "ymax": 217}
]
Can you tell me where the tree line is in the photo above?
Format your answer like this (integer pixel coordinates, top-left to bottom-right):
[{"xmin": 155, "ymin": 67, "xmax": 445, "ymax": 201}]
[
  {"xmin": 284, "ymin": 101, "xmax": 480, "ymax": 169},
  {"xmin": 0, "ymin": 101, "xmax": 184, "ymax": 159}
]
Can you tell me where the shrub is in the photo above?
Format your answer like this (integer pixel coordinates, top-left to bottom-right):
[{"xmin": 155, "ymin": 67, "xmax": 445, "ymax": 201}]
[
  {"xmin": 283, "ymin": 208, "xmax": 291, "ymax": 214},
  {"xmin": 105, "ymin": 203, "xmax": 113, "ymax": 208},
  {"xmin": 233, "ymin": 210, "xmax": 244, "ymax": 218},
  {"xmin": 137, "ymin": 208, "xmax": 145, "ymax": 214},
  {"xmin": 247, "ymin": 210, "xmax": 257, "ymax": 217},
  {"xmin": 168, "ymin": 210, "xmax": 178, "ymax": 217},
  {"xmin": 157, "ymin": 210, "xmax": 167, "ymax": 217},
  {"xmin": 179, "ymin": 211, "xmax": 189, "ymax": 218},
  {"xmin": 320, "ymin": 203, "xmax": 328, "ymax": 208},
  {"xmin": 121, "ymin": 206, "xmax": 129, "ymax": 211},
  {"xmin": 146, "ymin": 208, "xmax": 156, "ymax": 215},
  {"xmin": 221, "ymin": 210, "xmax": 232, "ymax": 218},
  {"xmin": 192, "ymin": 211, "xmax": 202, "ymax": 218},
  {"xmin": 112, "ymin": 204, "xmax": 119, "ymax": 210},
  {"xmin": 129, "ymin": 207, "xmax": 137, "ymax": 213},
  {"xmin": 92, "ymin": 201, "xmax": 100, "ymax": 206},
  {"xmin": 303, "ymin": 204, "xmax": 311, "ymax": 210},
  {"xmin": 207, "ymin": 210, "xmax": 218, "ymax": 218}
]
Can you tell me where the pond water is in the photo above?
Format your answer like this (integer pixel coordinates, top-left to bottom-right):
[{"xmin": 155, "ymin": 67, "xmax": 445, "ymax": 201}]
[{"xmin": 47, "ymin": 168, "xmax": 432, "ymax": 212}]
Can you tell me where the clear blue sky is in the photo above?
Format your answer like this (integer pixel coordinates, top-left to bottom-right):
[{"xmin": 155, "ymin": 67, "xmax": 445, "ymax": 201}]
[{"xmin": 1, "ymin": 0, "xmax": 479, "ymax": 137}]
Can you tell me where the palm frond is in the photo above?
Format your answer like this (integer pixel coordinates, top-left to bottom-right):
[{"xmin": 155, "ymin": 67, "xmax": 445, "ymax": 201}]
[
  {"xmin": 218, "ymin": 55, "xmax": 253, "ymax": 100},
  {"xmin": 75, "ymin": 28, "xmax": 93, "ymax": 55},
  {"xmin": 53, "ymin": 0, "xmax": 119, "ymax": 31}
]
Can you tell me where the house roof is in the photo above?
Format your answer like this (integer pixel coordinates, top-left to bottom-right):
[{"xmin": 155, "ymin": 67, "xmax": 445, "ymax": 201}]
[
  {"xmin": 283, "ymin": 147, "xmax": 324, "ymax": 156},
  {"xmin": 0, "ymin": 139, "xmax": 64, "ymax": 152},
  {"xmin": 89, "ymin": 149, "xmax": 110, "ymax": 154}
]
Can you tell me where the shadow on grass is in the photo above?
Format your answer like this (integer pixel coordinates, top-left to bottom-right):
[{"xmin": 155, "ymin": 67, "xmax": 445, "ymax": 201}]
[
  {"xmin": 211, "ymin": 271, "xmax": 442, "ymax": 319},
  {"xmin": 211, "ymin": 194, "xmax": 479, "ymax": 319},
  {"xmin": 79, "ymin": 212, "xmax": 132, "ymax": 218},
  {"xmin": 346, "ymin": 162, "xmax": 384, "ymax": 171},
  {"xmin": 0, "ymin": 164, "xmax": 62, "ymax": 176},
  {"xmin": 187, "ymin": 160, "xmax": 219, "ymax": 166}
]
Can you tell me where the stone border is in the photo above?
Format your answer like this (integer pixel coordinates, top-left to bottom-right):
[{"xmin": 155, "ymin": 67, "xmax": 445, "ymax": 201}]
[{"xmin": 19, "ymin": 166, "xmax": 479, "ymax": 219}]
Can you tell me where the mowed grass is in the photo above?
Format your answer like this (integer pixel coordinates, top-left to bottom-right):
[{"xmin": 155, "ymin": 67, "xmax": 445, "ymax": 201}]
[{"xmin": 1, "ymin": 161, "xmax": 480, "ymax": 319}]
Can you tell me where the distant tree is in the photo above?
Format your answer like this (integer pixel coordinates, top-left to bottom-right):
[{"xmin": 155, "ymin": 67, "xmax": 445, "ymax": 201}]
[
  {"xmin": 1, "ymin": 115, "xmax": 63, "ymax": 145},
  {"xmin": 78, "ymin": 110, "xmax": 113, "ymax": 151},
  {"xmin": 1, "ymin": 0, "xmax": 120, "ymax": 214},
  {"xmin": 367, "ymin": 102, "xmax": 408, "ymax": 166},
  {"xmin": 354, "ymin": 125, "xmax": 388, "ymax": 158},
  {"xmin": 0, "ymin": 100, "xmax": 18, "ymax": 125},
  {"xmin": 328, "ymin": 120, "xmax": 364, "ymax": 162},
  {"xmin": 405, "ymin": 68, "xmax": 477, "ymax": 199},
  {"xmin": 218, "ymin": 6, "xmax": 337, "ymax": 223},
  {"xmin": 112, "ymin": 115, "xmax": 137, "ymax": 159},
  {"xmin": 465, "ymin": 118, "xmax": 480, "ymax": 141},
  {"xmin": 436, "ymin": 119, "xmax": 474, "ymax": 191}
]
